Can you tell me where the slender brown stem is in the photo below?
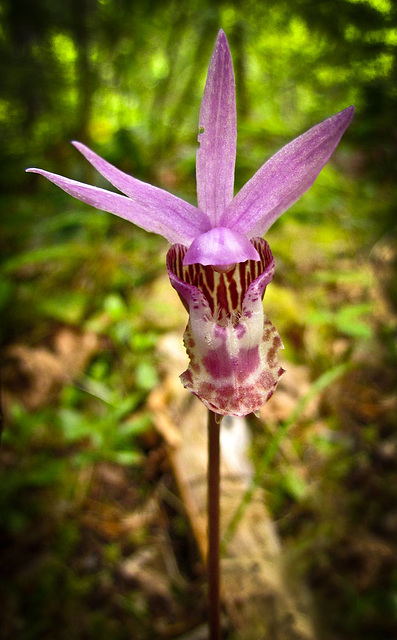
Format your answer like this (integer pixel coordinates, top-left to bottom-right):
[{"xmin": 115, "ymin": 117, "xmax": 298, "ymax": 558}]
[{"xmin": 208, "ymin": 410, "xmax": 221, "ymax": 640}]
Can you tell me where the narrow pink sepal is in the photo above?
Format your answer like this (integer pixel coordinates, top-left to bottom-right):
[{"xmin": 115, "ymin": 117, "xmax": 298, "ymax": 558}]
[
  {"xmin": 196, "ymin": 29, "xmax": 237, "ymax": 225},
  {"xmin": 183, "ymin": 227, "xmax": 260, "ymax": 266},
  {"xmin": 26, "ymin": 167, "xmax": 209, "ymax": 245},
  {"xmin": 222, "ymin": 106, "xmax": 355, "ymax": 237},
  {"xmin": 72, "ymin": 141, "xmax": 211, "ymax": 241}
]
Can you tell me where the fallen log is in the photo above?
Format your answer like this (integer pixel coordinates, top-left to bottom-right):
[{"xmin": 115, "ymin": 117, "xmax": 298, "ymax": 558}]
[{"xmin": 149, "ymin": 333, "xmax": 317, "ymax": 640}]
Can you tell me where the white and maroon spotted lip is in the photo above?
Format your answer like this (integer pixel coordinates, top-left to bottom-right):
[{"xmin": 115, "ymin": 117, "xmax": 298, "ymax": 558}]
[{"xmin": 166, "ymin": 238, "xmax": 284, "ymax": 417}]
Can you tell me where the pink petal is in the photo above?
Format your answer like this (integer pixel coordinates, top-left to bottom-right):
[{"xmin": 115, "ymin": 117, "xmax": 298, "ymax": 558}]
[
  {"xmin": 167, "ymin": 239, "xmax": 284, "ymax": 416},
  {"xmin": 196, "ymin": 29, "xmax": 237, "ymax": 225},
  {"xmin": 183, "ymin": 227, "xmax": 260, "ymax": 266},
  {"xmin": 72, "ymin": 141, "xmax": 211, "ymax": 239},
  {"xmin": 222, "ymin": 106, "xmax": 355, "ymax": 237},
  {"xmin": 26, "ymin": 166, "xmax": 210, "ymax": 245}
]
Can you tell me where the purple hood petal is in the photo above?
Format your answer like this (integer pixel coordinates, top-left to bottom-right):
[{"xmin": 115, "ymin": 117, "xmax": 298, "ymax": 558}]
[{"xmin": 183, "ymin": 227, "xmax": 260, "ymax": 266}]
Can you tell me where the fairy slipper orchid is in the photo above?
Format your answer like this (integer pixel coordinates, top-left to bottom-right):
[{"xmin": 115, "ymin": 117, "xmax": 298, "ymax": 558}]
[{"xmin": 27, "ymin": 30, "xmax": 354, "ymax": 416}]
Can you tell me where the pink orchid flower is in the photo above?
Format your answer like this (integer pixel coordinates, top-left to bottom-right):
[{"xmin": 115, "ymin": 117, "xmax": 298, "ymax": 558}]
[{"xmin": 27, "ymin": 30, "xmax": 354, "ymax": 417}]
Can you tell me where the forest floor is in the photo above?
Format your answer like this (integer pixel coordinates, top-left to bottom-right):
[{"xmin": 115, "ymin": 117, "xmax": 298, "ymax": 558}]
[{"xmin": 1, "ymin": 192, "xmax": 397, "ymax": 640}]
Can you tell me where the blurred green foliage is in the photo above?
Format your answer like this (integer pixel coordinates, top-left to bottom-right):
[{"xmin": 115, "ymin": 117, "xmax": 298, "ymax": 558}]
[{"xmin": 1, "ymin": 0, "xmax": 397, "ymax": 638}]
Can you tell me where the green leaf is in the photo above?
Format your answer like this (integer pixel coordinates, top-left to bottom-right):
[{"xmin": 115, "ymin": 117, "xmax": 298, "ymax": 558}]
[
  {"xmin": 334, "ymin": 303, "xmax": 373, "ymax": 339},
  {"xmin": 112, "ymin": 450, "xmax": 141, "ymax": 466},
  {"xmin": 37, "ymin": 292, "xmax": 88, "ymax": 323},
  {"xmin": 58, "ymin": 408, "xmax": 93, "ymax": 443},
  {"xmin": 103, "ymin": 293, "xmax": 128, "ymax": 321},
  {"xmin": 119, "ymin": 413, "xmax": 152, "ymax": 437},
  {"xmin": 135, "ymin": 361, "xmax": 159, "ymax": 391},
  {"xmin": 1, "ymin": 244, "xmax": 88, "ymax": 273},
  {"xmin": 282, "ymin": 468, "xmax": 308, "ymax": 500}
]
